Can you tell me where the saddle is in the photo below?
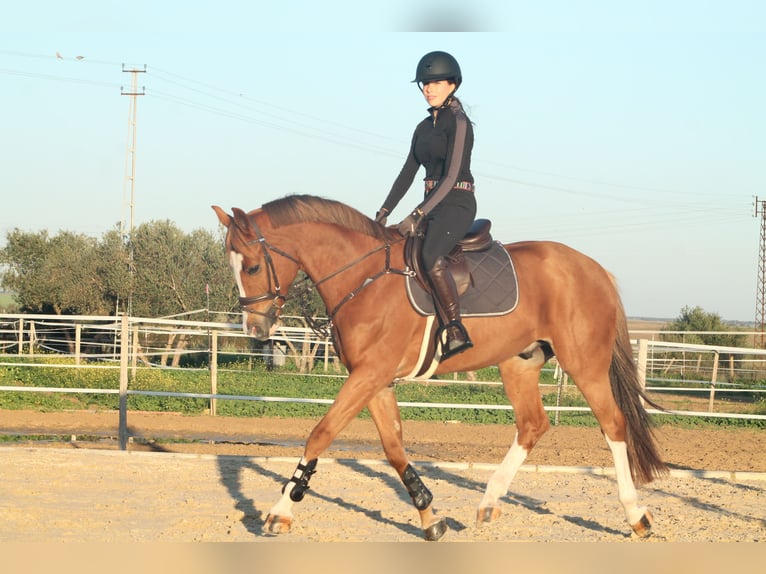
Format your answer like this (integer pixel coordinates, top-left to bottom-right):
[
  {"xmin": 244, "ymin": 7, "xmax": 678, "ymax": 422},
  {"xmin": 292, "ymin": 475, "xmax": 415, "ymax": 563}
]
[
  {"xmin": 399, "ymin": 218, "xmax": 518, "ymax": 377},
  {"xmin": 403, "ymin": 218, "xmax": 519, "ymax": 319},
  {"xmin": 404, "ymin": 218, "xmax": 494, "ymax": 296}
]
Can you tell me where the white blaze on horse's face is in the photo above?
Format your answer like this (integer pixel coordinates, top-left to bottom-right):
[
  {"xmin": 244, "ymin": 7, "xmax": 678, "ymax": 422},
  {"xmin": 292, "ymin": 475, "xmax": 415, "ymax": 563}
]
[
  {"xmin": 228, "ymin": 250, "xmax": 246, "ymax": 297},
  {"xmin": 228, "ymin": 250, "xmax": 249, "ymax": 333},
  {"xmin": 228, "ymin": 248, "xmax": 280, "ymax": 340}
]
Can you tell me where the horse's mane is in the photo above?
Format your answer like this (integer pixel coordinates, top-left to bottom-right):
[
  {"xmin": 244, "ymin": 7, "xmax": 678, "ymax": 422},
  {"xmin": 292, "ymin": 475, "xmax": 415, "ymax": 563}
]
[{"xmin": 262, "ymin": 194, "xmax": 400, "ymax": 241}]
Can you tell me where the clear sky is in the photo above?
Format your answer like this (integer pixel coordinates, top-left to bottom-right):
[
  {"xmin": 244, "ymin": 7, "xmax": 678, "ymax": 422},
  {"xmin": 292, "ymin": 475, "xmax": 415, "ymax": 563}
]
[{"xmin": 1, "ymin": 1, "xmax": 763, "ymax": 322}]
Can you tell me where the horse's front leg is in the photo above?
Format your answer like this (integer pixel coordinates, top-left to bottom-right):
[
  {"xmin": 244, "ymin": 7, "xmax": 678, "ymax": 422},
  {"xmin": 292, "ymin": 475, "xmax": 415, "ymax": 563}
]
[
  {"xmin": 263, "ymin": 456, "xmax": 317, "ymax": 534},
  {"xmin": 367, "ymin": 384, "xmax": 447, "ymax": 541},
  {"xmin": 263, "ymin": 367, "xmax": 394, "ymax": 535}
]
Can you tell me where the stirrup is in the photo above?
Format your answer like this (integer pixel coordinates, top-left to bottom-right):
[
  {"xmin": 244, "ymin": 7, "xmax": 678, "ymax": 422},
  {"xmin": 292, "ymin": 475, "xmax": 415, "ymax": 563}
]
[{"xmin": 439, "ymin": 321, "xmax": 473, "ymax": 360}]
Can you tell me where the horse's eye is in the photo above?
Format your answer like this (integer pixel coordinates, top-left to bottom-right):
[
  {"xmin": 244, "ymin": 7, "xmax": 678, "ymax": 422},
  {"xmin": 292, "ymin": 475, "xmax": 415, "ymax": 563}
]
[{"xmin": 246, "ymin": 264, "xmax": 261, "ymax": 276}]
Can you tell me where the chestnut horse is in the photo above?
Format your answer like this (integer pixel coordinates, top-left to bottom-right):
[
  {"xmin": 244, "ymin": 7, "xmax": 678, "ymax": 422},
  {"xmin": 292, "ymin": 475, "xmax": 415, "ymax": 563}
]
[{"xmin": 213, "ymin": 194, "xmax": 666, "ymax": 541}]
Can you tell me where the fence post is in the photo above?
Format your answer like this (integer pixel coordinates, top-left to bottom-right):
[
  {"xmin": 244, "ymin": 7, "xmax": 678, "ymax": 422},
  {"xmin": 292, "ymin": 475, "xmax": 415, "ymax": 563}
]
[
  {"xmin": 29, "ymin": 322, "xmax": 36, "ymax": 357},
  {"xmin": 131, "ymin": 325, "xmax": 139, "ymax": 380},
  {"xmin": 708, "ymin": 351, "xmax": 719, "ymax": 413},
  {"xmin": 637, "ymin": 339, "xmax": 648, "ymax": 405},
  {"xmin": 119, "ymin": 314, "xmax": 129, "ymax": 450},
  {"xmin": 17, "ymin": 317, "xmax": 23, "ymax": 356},
  {"xmin": 75, "ymin": 324, "xmax": 82, "ymax": 365},
  {"xmin": 210, "ymin": 330, "xmax": 218, "ymax": 416},
  {"xmin": 554, "ymin": 363, "xmax": 566, "ymax": 426}
]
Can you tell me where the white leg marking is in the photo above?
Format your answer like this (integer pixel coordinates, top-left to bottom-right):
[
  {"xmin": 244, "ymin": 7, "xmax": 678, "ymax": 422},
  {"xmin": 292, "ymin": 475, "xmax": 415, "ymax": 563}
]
[
  {"xmin": 268, "ymin": 456, "xmax": 311, "ymax": 520},
  {"xmin": 268, "ymin": 489, "xmax": 295, "ymax": 521},
  {"xmin": 479, "ymin": 432, "xmax": 528, "ymax": 509},
  {"xmin": 605, "ymin": 436, "xmax": 647, "ymax": 525}
]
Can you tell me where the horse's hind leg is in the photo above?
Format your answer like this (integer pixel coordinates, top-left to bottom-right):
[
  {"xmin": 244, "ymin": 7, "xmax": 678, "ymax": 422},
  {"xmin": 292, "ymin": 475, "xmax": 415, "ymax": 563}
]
[
  {"xmin": 477, "ymin": 351, "xmax": 549, "ymax": 524},
  {"xmin": 581, "ymin": 383, "xmax": 653, "ymax": 536},
  {"xmin": 367, "ymin": 384, "xmax": 447, "ymax": 541},
  {"xmin": 604, "ymin": 433, "xmax": 653, "ymax": 536},
  {"xmin": 562, "ymin": 355, "xmax": 654, "ymax": 537}
]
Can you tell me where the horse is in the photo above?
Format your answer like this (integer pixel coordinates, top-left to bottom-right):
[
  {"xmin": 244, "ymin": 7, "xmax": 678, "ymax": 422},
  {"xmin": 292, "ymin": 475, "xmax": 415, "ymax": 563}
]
[{"xmin": 212, "ymin": 194, "xmax": 667, "ymax": 541}]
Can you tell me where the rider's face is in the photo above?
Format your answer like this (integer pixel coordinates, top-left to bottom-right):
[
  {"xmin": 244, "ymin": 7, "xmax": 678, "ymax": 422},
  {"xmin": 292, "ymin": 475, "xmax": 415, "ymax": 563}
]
[{"xmin": 421, "ymin": 80, "xmax": 455, "ymax": 108}]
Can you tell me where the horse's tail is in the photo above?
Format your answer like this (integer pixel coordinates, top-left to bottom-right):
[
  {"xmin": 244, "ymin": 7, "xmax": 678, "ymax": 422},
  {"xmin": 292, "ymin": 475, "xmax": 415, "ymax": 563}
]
[{"xmin": 609, "ymin": 298, "xmax": 668, "ymax": 485}]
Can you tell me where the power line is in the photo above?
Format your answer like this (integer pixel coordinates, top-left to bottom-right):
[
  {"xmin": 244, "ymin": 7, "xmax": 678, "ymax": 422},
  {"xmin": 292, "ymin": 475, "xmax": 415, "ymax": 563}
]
[
  {"xmin": 151, "ymin": 66, "xmax": 405, "ymax": 145},
  {"xmin": 149, "ymin": 88, "xmax": 403, "ymax": 159},
  {"xmin": 0, "ymin": 48, "xmax": 120, "ymax": 66},
  {"xmin": 1, "ymin": 49, "xmax": 753, "ymax": 234},
  {"xmin": 0, "ymin": 67, "xmax": 116, "ymax": 88}
]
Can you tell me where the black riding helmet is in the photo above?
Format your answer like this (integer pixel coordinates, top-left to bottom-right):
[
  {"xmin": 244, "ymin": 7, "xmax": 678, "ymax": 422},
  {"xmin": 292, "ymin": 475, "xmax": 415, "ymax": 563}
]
[{"xmin": 412, "ymin": 51, "xmax": 462, "ymax": 89}]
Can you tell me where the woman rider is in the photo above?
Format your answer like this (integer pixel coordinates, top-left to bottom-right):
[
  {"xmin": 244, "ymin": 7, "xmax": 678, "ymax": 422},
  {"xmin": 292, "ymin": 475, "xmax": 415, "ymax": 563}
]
[{"xmin": 375, "ymin": 51, "xmax": 476, "ymax": 360}]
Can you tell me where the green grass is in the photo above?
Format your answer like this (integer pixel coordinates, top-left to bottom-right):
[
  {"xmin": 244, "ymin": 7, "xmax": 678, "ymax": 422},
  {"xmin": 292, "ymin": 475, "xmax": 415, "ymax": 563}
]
[{"xmin": 0, "ymin": 356, "xmax": 764, "ymax": 429}]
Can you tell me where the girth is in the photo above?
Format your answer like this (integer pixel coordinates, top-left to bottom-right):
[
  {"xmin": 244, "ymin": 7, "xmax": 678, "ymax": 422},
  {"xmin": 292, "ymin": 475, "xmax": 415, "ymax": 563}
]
[{"xmin": 404, "ymin": 218, "xmax": 494, "ymax": 295}]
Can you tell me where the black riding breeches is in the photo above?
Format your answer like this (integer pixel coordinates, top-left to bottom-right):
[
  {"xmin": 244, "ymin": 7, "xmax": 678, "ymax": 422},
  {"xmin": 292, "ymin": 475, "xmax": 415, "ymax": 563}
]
[{"xmin": 420, "ymin": 190, "xmax": 477, "ymax": 270}]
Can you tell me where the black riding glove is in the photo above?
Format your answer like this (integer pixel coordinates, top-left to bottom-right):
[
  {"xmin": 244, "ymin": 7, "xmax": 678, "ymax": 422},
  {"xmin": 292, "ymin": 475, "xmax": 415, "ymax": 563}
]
[
  {"xmin": 374, "ymin": 207, "xmax": 389, "ymax": 226},
  {"xmin": 397, "ymin": 209, "xmax": 423, "ymax": 236}
]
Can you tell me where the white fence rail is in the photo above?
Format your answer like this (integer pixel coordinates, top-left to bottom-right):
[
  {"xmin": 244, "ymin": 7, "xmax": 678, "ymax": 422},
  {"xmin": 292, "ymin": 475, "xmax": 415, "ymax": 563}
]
[{"xmin": 1, "ymin": 313, "xmax": 764, "ymax": 450}]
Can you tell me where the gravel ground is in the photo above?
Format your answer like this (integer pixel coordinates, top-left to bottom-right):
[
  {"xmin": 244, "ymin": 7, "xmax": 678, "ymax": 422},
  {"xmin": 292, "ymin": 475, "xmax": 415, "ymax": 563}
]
[
  {"xmin": 0, "ymin": 446, "xmax": 763, "ymax": 542},
  {"xmin": 1, "ymin": 409, "xmax": 764, "ymax": 543}
]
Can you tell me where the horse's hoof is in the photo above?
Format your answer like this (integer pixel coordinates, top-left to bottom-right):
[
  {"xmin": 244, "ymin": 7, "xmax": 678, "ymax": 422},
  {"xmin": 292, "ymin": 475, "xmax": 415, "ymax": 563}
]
[
  {"xmin": 264, "ymin": 513, "xmax": 292, "ymax": 534},
  {"xmin": 423, "ymin": 517, "xmax": 448, "ymax": 541},
  {"xmin": 631, "ymin": 510, "xmax": 653, "ymax": 537},
  {"xmin": 476, "ymin": 506, "xmax": 502, "ymax": 525}
]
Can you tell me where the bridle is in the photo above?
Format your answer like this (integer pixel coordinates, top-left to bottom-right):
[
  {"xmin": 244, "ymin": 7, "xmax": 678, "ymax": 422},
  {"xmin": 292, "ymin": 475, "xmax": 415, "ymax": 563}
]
[
  {"xmin": 233, "ymin": 214, "xmax": 413, "ymax": 330},
  {"xmin": 236, "ymin": 218, "xmax": 302, "ymax": 323}
]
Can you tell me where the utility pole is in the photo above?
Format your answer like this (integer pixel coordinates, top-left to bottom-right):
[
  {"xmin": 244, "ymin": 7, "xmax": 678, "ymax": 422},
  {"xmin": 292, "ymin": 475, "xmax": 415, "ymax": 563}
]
[
  {"xmin": 120, "ymin": 64, "xmax": 146, "ymax": 316},
  {"xmin": 755, "ymin": 196, "xmax": 766, "ymax": 348}
]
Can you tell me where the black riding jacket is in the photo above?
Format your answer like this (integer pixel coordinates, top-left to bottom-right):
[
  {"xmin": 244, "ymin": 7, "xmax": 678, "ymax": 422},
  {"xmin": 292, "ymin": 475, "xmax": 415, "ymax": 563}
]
[{"xmin": 382, "ymin": 97, "xmax": 474, "ymax": 216}]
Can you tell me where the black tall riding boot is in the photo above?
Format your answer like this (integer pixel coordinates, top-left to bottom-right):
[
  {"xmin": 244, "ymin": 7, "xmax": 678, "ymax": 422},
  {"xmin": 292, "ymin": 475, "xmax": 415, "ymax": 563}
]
[{"xmin": 428, "ymin": 256, "xmax": 473, "ymax": 360}]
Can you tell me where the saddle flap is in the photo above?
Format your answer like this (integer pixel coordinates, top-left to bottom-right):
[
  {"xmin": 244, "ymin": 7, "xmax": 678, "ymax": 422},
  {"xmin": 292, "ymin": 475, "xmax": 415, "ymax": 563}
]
[
  {"xmin": 405, "ymin": 235, "xmax": 470, "ymax": 296},
  {"xmin": 404, "ymin": 218, "xmax": 494, "ymax": 295}
]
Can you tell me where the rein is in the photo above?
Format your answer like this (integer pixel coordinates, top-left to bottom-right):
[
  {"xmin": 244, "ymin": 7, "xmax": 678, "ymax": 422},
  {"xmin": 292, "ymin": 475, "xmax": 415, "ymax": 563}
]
[
  {"xmin": 238, "ymin": 218, "xmax": 413, "ymax": 335},
  {"xmin": 320, "ymin": 242, "xmax": 412, "ymax": 323}
]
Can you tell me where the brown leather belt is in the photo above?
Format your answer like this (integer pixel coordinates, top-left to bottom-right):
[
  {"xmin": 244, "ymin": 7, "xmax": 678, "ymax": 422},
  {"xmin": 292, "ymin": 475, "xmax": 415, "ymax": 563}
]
[{"xmin": 424, "ymin": 180, "xmax": 475, "ymax": 193}]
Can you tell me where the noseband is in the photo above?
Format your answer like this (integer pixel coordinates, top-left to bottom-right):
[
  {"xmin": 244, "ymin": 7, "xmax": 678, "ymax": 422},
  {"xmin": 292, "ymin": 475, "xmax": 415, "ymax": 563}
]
[{"xmin": 237, "ymin": 219, "xmax": 301, "ymax": 321}]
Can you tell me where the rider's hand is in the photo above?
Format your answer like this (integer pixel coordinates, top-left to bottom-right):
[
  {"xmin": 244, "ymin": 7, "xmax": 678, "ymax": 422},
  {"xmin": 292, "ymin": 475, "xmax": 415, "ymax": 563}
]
[
  {"xmin": 397, "ymin": 209, "xmax": 423, "ymax": 236},
  {"xmin": 374, "ymin": 208, "xmax": 389, "ymax": 226}
]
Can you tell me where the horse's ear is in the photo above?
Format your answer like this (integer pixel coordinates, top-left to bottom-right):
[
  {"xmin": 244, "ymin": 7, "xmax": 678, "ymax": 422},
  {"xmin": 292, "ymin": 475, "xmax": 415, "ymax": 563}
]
[
  {"xmin": 231, "ymin": 207, "xmax": 252, "ymax": 234},
  {"xmin": 212, "ymin": 205, "xmax": 231, "ymax": 227}
]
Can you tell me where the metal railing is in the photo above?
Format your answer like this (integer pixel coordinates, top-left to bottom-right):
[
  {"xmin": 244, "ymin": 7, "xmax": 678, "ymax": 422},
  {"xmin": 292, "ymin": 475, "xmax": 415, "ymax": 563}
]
[{"xmin": 1, "ymin": 313, "xmax": 764, "ymax": 450}]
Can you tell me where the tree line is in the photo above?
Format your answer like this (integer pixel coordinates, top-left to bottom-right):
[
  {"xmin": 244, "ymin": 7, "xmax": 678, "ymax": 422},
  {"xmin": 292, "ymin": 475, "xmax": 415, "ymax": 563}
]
[
  {"xmin": 0, "ymin": 221, "xmax": 327, "ymax": 322},
  {"xmin": 0, "ymin": 223, "xmax": 750, "ymax": 353},
  {"xmin": 0, "ymin": 221, "xmax": 239, "ymax": 319},
  {"xmin": 662, "ymin": 306, "xmax": 746, "ymax": 348}
]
